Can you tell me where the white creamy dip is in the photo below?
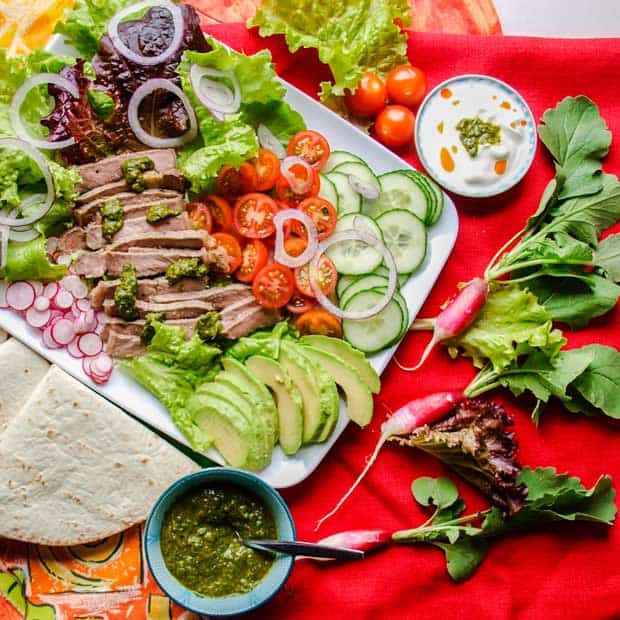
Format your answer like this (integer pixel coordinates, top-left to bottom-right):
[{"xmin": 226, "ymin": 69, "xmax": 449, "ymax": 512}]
[{"xmin": 415, "ymin": 76, "xmax": 536, "ymax": 197}]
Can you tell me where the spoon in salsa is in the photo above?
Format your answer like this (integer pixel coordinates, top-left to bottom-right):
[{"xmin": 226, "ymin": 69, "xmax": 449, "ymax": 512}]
[{"xmin": 242, "ymin": 538, "xmax": 365, "ymax": 561}]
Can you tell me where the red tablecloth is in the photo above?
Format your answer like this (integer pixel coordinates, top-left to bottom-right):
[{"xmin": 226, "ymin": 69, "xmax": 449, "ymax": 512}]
[{"xmin": 205, "ymin": 25, "xmax": 620, "ymax": 619}]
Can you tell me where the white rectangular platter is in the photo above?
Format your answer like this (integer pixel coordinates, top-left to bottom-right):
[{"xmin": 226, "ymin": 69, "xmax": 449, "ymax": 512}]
[{"xmin": 0, "ymin": 35, "xmax": 458, "ymax": 488}]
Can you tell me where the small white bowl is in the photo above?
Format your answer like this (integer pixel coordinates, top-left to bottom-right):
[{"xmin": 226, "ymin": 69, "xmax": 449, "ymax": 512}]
[{"xmin": 415, "ymin": 74, "xmax": 537, "ymax": 198}]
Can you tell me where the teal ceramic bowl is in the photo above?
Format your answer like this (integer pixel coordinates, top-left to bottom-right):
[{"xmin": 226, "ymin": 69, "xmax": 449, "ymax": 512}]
[{"xmin": 145, "ymin": 467, "xmax": 296, "ymax": 616}]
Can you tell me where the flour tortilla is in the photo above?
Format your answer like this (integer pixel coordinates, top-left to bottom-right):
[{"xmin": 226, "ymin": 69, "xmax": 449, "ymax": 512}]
[
  {"xmin": 0, "ymin": 328, "xmax": 7, "ymax": 343},
  {"xmin": 0, "ymin": 366, "xmax": 199, "ymax": 545},
  {"xmin": 0, "ymin": 337, "xmax": 50, "ymax": 434}
]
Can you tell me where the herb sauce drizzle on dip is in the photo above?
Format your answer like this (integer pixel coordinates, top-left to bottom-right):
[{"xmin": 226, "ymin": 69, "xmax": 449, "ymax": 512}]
[{"xmin": 160, "ymin": 484, "xmax": 277, "ymax": 598}]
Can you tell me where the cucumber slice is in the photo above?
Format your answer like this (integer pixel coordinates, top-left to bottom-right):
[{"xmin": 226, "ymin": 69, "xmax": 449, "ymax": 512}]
[
  {"xmin": 400, "ymin": 170, "xmax": 439, "ymax": 225},
  {"xmin": 336, "ymin": 274, "xmax": 357, "ymax": 298},
  {"xmin": 326, "ymin": 213, "xmax": 383, "ymax": 275},
  {"xmin": 342, "ymin": 290, "xmax": 404, "ymax": 354},
  {"xmin": 325, "ymin": 171, "xmax": 362, "ymax": 215},
  {"xmin": 398, "ymin": 273, "xmax": 410, "ymax": 288},
  {"xmin": 325, "ymin": 150, "xmax": 365, "ymax": 172},
  {"xmin": 393, "ymin": 290, "xmax": 410, "ymax": 339},
  {"xmin": 318, "ymin": 173, "xmax": 339, "ymax": 211},
  {"xmin": 363, "ymin": 171, "xmax": 429, "ymax": 220},
  {"xmin": 332, "ymin": 162, "xmax": 381, "ymax": 199},
  {"xmin": 420, "ymin": 173, "xmax": 445, "ymax": 225},
  {"xmin": 374, "ymin": 263, "xmax": 408, "ymax": 287},
  {"xmin": 376, "ymin": 209, "xmax": 427, "ymax": 274},
  {"xmin": 339, "ymin": 274, "xmax": 388, "ymax": 308}
]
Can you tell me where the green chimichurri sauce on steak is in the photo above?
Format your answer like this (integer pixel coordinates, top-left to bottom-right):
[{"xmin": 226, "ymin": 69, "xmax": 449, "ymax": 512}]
[{"xmin": 160, "ymin": 484, "xmax": 276, "ymax": 597}]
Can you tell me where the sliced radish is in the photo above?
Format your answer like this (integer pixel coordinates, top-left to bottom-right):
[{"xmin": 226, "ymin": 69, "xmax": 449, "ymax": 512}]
[
  {"xmin": 56, "ymin": 254, "xmax": 73, "ymax": 266},
  {"xmin": 6, "ymin": 281, "xmax": 36, "ymax": 311},
  {"xmin": 0, "ymin": 282, "xmax": 8, "ymax": 309},
  {"xmin": 33, "ymin": 296, "xmax": 50, "ymax": 312},
  {"xmin": 28, "ymin": 281, "xmax": 44, "ymax": 296},
  {"xmin": 51, "ymin": 318, "xmax": 75, "ymax": 345},
  {"xmin": 76, "ymin": 298, "xmax": 92, "ymax": 312},
  {"xmin": 67, "ymin": 338, "xmax": 85, "ymax": 359},
  {"xmin": 72, "ymin": 280, "xmax": 89, "ymax": 299},
  {"xmin": 77, "ymin": 332, "xmax": 103, "ymax": 356},
  {"xmin": 42, "ymin": 326, "xmax": 62, "ymax": 349},
  {"xmin": 46, "ymin": 237, "xmax": 58, "ymax": 255},
  {"xmin": 53, "ymin": 288, "xmax": 74, "ymax": 310},
  {"xmin": 60, "ymin": 274, "xmax": 88, "ymax": 299},
  {"xmin": 45, "ymin": 309, "xmax": 64, "ymax": 327},
  {"xmin": 43, "ymin": 282, "xmax": 59, "ymax": 299},
  {"xmin": 82, "ymin": 356, "xmax": 93, "ymax": 375},
  {"xmin": 26, "ymin": 306, "xmax": 51, "ymax": 328},
  {"xmin": 91, "ymin": 352, "xmax": 113, "ymax": 375}
]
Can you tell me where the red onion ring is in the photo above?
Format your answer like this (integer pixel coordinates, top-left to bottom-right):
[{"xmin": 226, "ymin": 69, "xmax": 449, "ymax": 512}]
[
  {"xmin": 280, "ymin": 156, "xmax": 313, "ymax": 194},
  {"xmin": 257, "ymin": 124, "xmax": 285, "ymax": 159},
  {"xmin": 310, "ymin": 230, "xmax": 398, "ymax": 320},
  {"xmin": 189, "ymin": 65, "xmax": 240, "ymax": 115},
  {"xmin": 10, "ymin": 73, "xmax": 79, "ymax": 150},
  {"xmin": 127, "ymin": 78, "xmax": 198, "ymax": 148},
  {"xmin": 0, "ymin": 139, "xmax": 54, "ymax": 228},
  {"xmin": 108, "ymin": 0, "xmax": 183, "ymax": 66},
  {"xmin": 273, "ymin": 209, "xmax": 319, "ymax": 268},
  {"xmin": 7, "ymin": 196, "xmax": 44, "ymax": 242}
]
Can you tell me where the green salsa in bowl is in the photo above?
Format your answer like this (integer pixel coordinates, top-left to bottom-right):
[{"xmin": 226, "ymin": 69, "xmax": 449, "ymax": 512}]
[{"xmin": 145, "ymin": 468, "xmax": 296, "ymax": 616}]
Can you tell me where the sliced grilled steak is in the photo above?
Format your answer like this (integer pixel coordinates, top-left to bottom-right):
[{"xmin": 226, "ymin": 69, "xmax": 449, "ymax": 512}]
[
  {"xmin": 58, "ymin": 227, "xmax": 87, "ymax": 253},
  {"xmin": 75, "ymin": 190, "xmax": 182, "ymax": 225},
  {"xmin": 104, "ymin": 298, "xmax": 215, "ymax": 319},
  {"xmin": 86, "ymin": 212, "xmax": 193, "ymax": 250},
  {"xmin": 73, "ymin": 247, "xmax": 209, "ymax": 278},
  {"xmin": 90, "ymin": 276, "xmax": 208, "ymax": 308},
  {"xmin": 220, "ymin": 298, "xmax": 280, "ymax": 339},
  {"xmin": 151, "ymin": 283, "xmax": 253, "ymax": 306},
  {"xmin": 76, "ymin": 173, "xmax": 185, "ymax": 205},
  {"xmin": 77, "ymin": 149, "xmax": 177, "ymax": 191},
  {"xmin": 104, "ymin": 331, "xmax": 146, "ymax": 358},
  {"xmin": 88, "ymin": 229, "xmax": 208, "ymax": 253},
  {"xmin": 102, "ymin": 317, "xmax": 196, "ymax": 340}
]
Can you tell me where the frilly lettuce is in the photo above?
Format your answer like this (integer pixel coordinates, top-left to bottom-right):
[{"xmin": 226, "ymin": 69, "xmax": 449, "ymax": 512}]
[
  {"xmin": 3, "ymin": 237, "xmax": 67, "ymax": 283},
  {"xmin": 248, "ymin": 0, "xmax": 410, "ymax": 106},
  {"xmin": 177, "ymin": 39, "xmax": 305, "ymax": 195}
]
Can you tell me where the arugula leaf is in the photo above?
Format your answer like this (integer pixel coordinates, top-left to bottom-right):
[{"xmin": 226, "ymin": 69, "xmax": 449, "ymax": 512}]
[
  {"xmin": 411, "ymin": 476, "xmax": 459, "ymax": 510},
  {"xmin": 537, "ymin": 96, "xmax": 611, "ymax": 200},
  {"xmin": 55, "ymin": 0, "xmax": 134, "ymax": 59},
  {"xmin": 446, "ymin": 284, "xmax": 565, "ymax": 372},
  {"xmin": 177, "ymin": 41, "xmax": 304, "ymax": 195},
  {"xmin": 595, "ymin": 234, "xmax": 620, "ymax": 282},
  {"xmin": 249, "ymin": 0, "xmax": 410, "ymax": 107},
  {"xmin": 436, "ymin": 538, "xmax": 488, "ymax": 582}
]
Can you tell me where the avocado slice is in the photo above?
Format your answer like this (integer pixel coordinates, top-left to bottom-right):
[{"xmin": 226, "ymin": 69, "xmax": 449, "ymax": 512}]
[
  {"xmin": 278, "ymin": 342, "xmax": 327, "ymax": 443},
  {"xmin": 300, "ymin": 335, "xmax": 381, "ymax": 393},
  {"xmin": 197, "ymin": 383, "xmax": 271, "ymax": 470},
  {"xmin": 186, "ymin": 387, "xmax": 256, "ymax": 470},
  {"xmin": 300, "ymin": 345, "xmax": 374, "ymax": 428},
  {"xmin": 220, "ymin": 357, "xmax": 279, "ymax": 446},
  {"xmin": 291, "ymin": 343, "xmax": 340, "ymax": 443},
  {"xmin": 246, "ymin": 355, "xmax": 304, "ymax": 455}
]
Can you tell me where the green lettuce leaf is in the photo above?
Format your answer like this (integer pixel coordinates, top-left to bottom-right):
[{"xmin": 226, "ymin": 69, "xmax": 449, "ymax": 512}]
[
  {"xmin": 248, "ymin": 0, "xmax": 410, "ymax": 105},
  {"xmin": 2, "ymin": 237, "xmax": 67, "ymax": 283},
  {"xmin": 177, "ymin": 40, "xmax": 304, "ymax": 195},
  {"xmin": 538, "ymin": 96, "xmax": 611, "ymax": 200},
  {"xmin": 54, "ymin": 0, "xmax": 134, "ymax": 59},
  {"xmin": 446, "ymin": 283, "xmax": 565, "ymax": 372}
]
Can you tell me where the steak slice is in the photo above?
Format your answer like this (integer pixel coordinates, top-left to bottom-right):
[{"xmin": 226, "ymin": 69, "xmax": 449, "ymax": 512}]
[
  {"xmin": 58, "ymin": 227, "xmax": 87, "ymax": 253},
  {"xmin": 86, "ymin": 212, "xmax": 193, "ymax": 250},
  {"xmin": 102, "ymin": 317, "xmax": 196, "ymax": 340},
  {"xmin": 76, "ymin": 173, "xmax": 185, "ymax": 205},
  {"xmin": 75, "ymin": 190, "xmax": 182, "ymax": 225},
  {"xmin": 220, "ymin": 298, "xmax": 280, "ymax": 339},
  {"xmin": 73, "ymin": 248, "xmax": 208, "ymax": 278},
  {"xmin": 90, "ymin": 276, "xmax": 208, "ymax": 308},
  {"xmin": 103, "ymin": 298, "xmax": 215, "ymax": 319},
  {"xmin": 76, "ymin": 180, "xmax": 129, "ymax": 204},
  {"xmin": 104, "ymin": 331, "xmax": 146, "ymax": 358},
  {"xmin": 77, "ymin": 149, "xmax": 177, "ymax": 191},
  {"xmin": 87, "ymin": 229, "xmax": 207, "ymax": 253},
  {"xmin": 151, "ymin": 283, "xmax": 253, "ymax": 306}
]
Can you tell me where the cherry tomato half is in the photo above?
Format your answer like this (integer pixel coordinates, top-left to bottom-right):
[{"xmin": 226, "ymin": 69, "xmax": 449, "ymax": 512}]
[
  {"xmin": 217, "ymin": 163, "xmax": 258, "ymax": 199},
  {"xmin": 253, "ymin": 148, "xmax": 281, "ymax": 191},
  {"xmin": 344, "ymin": 71, "xmax": 387, "ymax": 118},
  {"xmin": 274, "ymin": 167, "xmax": 320, "ymax": 208},
  {"xmin": 286, "ymin": 291, "xmax": 316, "ymax": 315},
  {"xmin": 283, "ymin": 235, "xmax": 308, "ymax": 258},
  {"xmin": 213, "ymin": 232, "xmax": 242, "ymax": 273},
  {"xmin": 374, "ymin": 105, "xmax": 415, "ymax": 148},
  {"xmin": 295, "ymin": 196, "xmax": 337, "ymax": 241},
  {"xmin": 200, "ymin": 195, "xmax": 233, "ymax": 232},
  {"xmin": 294, "ymin": 254, "xmax": 337, "ymax": 298},
  {"xmin": 233, "ymin": 193, "xmax": 278, "ymax": 239},
  {"xmin": 386, "ymin": 65, "xmax": 427, "ymax": 108},
  {"xmin": 252, "ymin": 263, "xmax": 295, "ymax": 309},
  {"xmin": 235, "ymin": 239, "xmax": 268, "ymax": 283},
  {"xmin": 295, "ymin": 309, "xmax": 342, "ymax": 338},
  {"xmin": 187, "ymin": 202, "xmax": 213, "ymax": 233},
  {"xmin": 287, "ymin": 130, "xmax": 330, "ymax": 170}
]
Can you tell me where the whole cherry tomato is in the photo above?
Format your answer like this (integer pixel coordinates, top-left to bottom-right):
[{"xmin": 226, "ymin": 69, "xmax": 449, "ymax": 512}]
[
  {"xmin": 344, "ymin": 71, "xmax": 387, "ymax": 118},
  {"xmin": 374, "ymin": 105, "xmax": 415, "ymax": 148},
  {"xmin": 386, "ymin": 65, "xmax": 427, "ymax": 107}
]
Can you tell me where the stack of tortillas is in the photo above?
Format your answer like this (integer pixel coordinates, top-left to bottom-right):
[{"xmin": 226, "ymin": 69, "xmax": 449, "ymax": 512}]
[{"xmin": 0, "ymin": 338, "xmax": 199, "ymax": 545}]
